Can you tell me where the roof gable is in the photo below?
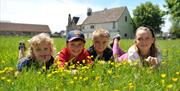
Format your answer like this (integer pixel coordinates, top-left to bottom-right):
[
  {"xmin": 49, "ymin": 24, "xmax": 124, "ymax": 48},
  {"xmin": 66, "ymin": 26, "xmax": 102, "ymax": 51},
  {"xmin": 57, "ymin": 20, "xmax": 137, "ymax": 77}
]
[
  {"xmin": 0, "ymin": 22, "xmax": 51, "ymax": 32},
  {"xmin": 82, "ymin": 7, "xmax": 126, "ymax": 24}
]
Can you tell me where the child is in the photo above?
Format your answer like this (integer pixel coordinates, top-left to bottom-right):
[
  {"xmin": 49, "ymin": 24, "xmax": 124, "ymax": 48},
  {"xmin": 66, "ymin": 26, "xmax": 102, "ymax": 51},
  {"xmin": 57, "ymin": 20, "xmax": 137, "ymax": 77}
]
[
  {"xmin": 88, "ymin": 28, "xmax": 113, "ymax": 61},
  {"xmin": 17, "ymin": 33, "xmax": 54, "ymax": 72},
  {"xmin": 113, "ymin": 25, "xmax": 161, "ymax": 67},
  {"xmin": 55, "ymin": 30, "xmax": 92, "ymax": 68}
]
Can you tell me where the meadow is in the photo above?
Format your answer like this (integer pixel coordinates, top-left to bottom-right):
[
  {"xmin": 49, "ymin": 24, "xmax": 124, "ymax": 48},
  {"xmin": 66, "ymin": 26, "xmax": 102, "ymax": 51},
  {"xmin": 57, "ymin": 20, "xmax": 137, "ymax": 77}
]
[{"xmin": 0, "ymin": 35, "xmax": 179, "ymax": 91}]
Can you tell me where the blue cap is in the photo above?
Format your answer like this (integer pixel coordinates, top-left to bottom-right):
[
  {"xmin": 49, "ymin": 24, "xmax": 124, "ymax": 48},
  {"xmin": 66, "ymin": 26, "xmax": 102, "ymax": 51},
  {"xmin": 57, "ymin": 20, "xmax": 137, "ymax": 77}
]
[{"xmin": 67, "ymin": 30, "xmax": 85, "ymax": 42}]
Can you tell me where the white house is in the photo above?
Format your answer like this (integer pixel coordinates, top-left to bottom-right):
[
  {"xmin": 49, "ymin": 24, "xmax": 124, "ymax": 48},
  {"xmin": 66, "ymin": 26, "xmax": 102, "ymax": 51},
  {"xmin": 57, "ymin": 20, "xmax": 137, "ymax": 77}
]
[{"xmin": 82, "ymin": 7, "xmax": 134, "ymax": 38}]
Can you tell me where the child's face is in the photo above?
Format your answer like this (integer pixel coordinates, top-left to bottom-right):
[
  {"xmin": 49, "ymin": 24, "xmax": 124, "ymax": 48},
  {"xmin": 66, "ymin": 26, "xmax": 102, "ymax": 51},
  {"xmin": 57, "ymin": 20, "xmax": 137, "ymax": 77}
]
[
  {"xmin": 135, "ymin": 29, "xmax": 154, "ymax": 52},
  {"xmin": 67, "ymin": 40, "xmax": 85, "ymax": 56},
  {"xmin": 32, "ymin": 43, "xmax": 52, "ymax": 62},
  {"xmin": 93, "ymin": 36, "xmax": 109, "ymax": 54}
]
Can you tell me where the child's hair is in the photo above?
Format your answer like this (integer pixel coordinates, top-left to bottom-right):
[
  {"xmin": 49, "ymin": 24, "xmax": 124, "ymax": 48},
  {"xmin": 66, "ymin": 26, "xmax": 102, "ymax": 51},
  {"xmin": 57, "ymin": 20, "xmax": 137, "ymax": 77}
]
[
  {"xmin": 28, "ymin": 33, "xmax": 55, "ymax": 59},
  {"xmin": 92, "ymin": 28, "xmax": 110, "ymax": 39},
  {"xmin": 135, "ymin": 25, "xmax": 158, "ymax": 57}
]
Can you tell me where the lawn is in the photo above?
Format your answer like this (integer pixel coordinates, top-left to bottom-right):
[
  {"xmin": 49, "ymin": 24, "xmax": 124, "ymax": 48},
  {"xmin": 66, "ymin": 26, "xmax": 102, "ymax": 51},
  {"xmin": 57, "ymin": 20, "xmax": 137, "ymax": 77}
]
[{"xmin": 0, "ymin": 36, "xmax": 179, "ymax": 91}]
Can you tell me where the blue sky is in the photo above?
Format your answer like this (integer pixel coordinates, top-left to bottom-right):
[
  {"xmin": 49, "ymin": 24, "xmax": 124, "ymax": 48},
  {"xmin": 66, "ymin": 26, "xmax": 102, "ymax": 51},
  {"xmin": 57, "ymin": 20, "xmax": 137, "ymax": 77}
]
[{"xmin": 0, "ymin": 0, "xmax": 170, "ymax": 33}]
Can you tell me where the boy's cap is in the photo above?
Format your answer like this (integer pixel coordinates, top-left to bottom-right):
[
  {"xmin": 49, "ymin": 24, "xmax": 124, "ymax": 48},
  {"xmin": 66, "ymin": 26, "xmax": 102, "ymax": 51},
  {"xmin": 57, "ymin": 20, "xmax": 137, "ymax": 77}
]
[{"xmin": 67, "ymin": 30, "xmax": 85, "ymax": 42}]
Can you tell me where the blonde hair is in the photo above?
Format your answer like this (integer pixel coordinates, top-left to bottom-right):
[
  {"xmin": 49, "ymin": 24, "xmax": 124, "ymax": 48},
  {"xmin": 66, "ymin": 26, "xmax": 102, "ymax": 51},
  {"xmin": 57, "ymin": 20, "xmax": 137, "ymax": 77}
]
[
  {"xmin": 92, "ymin": 28, "xmax": 110, "ymax": 39},
  {"xmin": 28, "ymin": 33, "xmax": 55, "ymax": 59}
]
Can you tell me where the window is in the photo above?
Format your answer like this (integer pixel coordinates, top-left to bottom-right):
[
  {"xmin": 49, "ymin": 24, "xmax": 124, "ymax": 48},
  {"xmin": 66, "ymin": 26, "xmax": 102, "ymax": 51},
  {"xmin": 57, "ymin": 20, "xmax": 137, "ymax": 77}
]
[
  {"xmin": 113, "ymin": 22, "xmax": 115, "ymax": 29},
  {"xmin": 125, "ymin": 16, "xmax": 127, "ymax": 22},
  {"xmin": 90, "ymin": 25, "xmax": 94, "ymax": 29}
]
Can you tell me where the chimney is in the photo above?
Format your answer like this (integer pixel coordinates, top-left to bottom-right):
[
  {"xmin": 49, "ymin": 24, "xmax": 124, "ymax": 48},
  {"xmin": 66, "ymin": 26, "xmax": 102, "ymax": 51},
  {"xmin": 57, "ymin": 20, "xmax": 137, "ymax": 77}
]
[{"xmin": 87, "ymin": 8, "xmax": 92, "ymax": 16}]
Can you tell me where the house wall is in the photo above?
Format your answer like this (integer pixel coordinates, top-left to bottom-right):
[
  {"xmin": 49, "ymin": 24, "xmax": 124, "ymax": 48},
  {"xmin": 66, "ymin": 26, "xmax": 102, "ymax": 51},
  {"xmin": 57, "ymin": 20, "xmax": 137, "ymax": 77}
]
[
  {"xmin": 82, "ymin": 22, "xmax": 119, "ymax": 38},
  {"xmin": 0, "ymin": 31, "xmax": 50, "ymax": 36},
  {"xmin": 117, "ymin": 8, "xmax": 134, "ymax": 38},
  {"xmin": 82, "ymin": 8, "xmax": 134, "ymax": 39}
]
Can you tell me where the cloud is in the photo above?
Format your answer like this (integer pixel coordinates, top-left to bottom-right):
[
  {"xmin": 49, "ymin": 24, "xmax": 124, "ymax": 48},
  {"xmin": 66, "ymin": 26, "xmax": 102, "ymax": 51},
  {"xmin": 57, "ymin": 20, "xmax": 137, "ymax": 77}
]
[{"xmin": 0, "ymin": 0, "xmax": 101, "ymax": 33}]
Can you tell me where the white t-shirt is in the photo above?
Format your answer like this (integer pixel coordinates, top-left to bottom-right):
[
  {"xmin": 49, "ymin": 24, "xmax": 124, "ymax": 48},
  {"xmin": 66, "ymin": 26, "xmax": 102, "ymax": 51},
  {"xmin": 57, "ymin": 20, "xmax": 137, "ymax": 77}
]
[{"xmin": 127, "ymin": 45, "xmax": 161, "ymax": 64}]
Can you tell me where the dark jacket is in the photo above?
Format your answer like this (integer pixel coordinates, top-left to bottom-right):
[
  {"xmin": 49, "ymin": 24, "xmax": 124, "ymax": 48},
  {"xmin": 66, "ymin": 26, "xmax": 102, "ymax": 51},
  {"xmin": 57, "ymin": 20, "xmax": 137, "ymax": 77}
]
[
  {"xmin": 88, "ymin": 45, "xmax": 113, "ymax": 61},
  {"xmin": 17, "ymin": 56, "xmax": 54, "ymax": 72}
]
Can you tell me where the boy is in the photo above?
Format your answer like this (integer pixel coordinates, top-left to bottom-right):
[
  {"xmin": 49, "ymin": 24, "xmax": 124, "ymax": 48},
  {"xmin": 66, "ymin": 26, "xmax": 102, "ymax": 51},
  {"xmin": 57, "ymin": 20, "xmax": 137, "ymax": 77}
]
[
  {"xmin": 17, "ymin": 33, "xmax": 54, "ymax": 72},
  {"xmin": 55, "ymin": 30, "xmax": 92, "ymax": 68},
  {"xmin": 88, "ymin": 28, "xmax": 113, "ymax": 61}
]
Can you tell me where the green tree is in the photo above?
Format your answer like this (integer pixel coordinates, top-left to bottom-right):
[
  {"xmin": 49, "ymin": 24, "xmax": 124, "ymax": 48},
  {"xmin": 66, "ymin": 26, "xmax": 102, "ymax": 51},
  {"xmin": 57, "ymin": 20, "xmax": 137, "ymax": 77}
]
[
  {"xmin": 133, "ymin": 2, "xmax": 164, "ymax": 33},
  {"xmin": 164, "ymin": 0, "xmax": 180, "ymax": 37}
]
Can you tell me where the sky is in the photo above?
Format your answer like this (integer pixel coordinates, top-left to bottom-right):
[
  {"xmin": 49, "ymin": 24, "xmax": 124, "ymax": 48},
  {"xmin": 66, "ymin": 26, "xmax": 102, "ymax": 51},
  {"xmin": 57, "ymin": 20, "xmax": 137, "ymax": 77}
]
[{"xmin": 0, "ymin": 0, "xmax": 171, "ymax": 33}]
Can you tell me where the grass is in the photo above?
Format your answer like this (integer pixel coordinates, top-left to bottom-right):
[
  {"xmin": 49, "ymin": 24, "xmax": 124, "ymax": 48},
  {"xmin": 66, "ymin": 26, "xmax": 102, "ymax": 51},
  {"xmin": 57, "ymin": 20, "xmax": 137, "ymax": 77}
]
[{"xmin": 0, "ymin": 35, "xmax": 179, "ymax": 91}]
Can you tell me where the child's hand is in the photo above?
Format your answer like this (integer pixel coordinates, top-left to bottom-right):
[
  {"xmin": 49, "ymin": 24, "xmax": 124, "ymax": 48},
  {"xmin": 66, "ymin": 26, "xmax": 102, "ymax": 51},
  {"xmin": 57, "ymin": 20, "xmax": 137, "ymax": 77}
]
[{"xmin": 145, "ymin": 56, "xmax": 158, "ymax": 66}]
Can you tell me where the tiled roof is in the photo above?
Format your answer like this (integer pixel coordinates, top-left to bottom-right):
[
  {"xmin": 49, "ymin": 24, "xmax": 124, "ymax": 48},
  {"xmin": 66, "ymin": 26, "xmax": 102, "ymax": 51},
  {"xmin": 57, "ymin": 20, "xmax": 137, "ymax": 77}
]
[
  {"xmin": 83, "ymin": 7, "xmax": 126, "ymax": 24},
  {"xmin": 0, "ymin": 22, "xmax": 51, "ymax": 32}
]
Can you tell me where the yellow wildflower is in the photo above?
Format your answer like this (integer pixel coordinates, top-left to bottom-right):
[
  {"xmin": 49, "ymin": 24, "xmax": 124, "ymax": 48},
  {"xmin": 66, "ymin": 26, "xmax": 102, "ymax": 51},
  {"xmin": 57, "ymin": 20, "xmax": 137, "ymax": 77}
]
[
  {"xmin": 6, "ymin": 79, "xmax": 12, "ymax": 83},
  {"xmin": 0, "ymin": 70, "xmax": 5, "ymax": 74},
  {"xmin": 79, "ymin": 76, "xmax": 82, "ymax": 80},
  {"xmin": 176, "ymin": 72, "xmax": 179, "ymax": 75},
  {"xmin": 107, "ymin": 70, "xmax": 112, "ymax": 74},
  {"xmin": 91, "ymin": 55, "xmax": 93, "ymax": 58},
  {"xmin": 83, "ymin": 77, "xmax": 88, "ymax": 81},
  {"xmin": 113, "ymin": 90, "xmax": 120, "ymax": 91},
  {"xmin": 111, "ymin": 62, "xmax": 115, "ymax": 66},
  {"xmin": 161, "ymin": 74, "xmax": 166, "ymax": 78},
  {"xmin": 74, "ymin": 76, "xmax": 78, "ymax": 80},
  {"xmin": 161, "ymin": 79, "xmax": 165, "ymax": 85},
  {"xmin": 82, "ymin": 60, "xmax": 86, "ymax": 63},
  {"xmin": 1, "ymin": 77, "xmax": 6, "ymax": 80},
  {"xmin": 172, "ymin": 77, "xmax": 178, "ymax": 82},
  {"xmin": 87, "ymin": 56, "xmax": 91, "ymax": 59},
  {"xmin": 48, "ymin": 74, "xmax": 52, "ymax": 78},
  {"xmin": 166, "ymin": 84, "xmax": 173, "ymax": 89},
  {"xmin": 95, "ymin": 76, "xmax": 100, "ymax": 81},
  {"xmin": 128, "ymin": 82, "xmax": 134, "ymax": 89},
  {"xmin": 69, "ymin": 80, "xmax": 74, "ymax": 84}
]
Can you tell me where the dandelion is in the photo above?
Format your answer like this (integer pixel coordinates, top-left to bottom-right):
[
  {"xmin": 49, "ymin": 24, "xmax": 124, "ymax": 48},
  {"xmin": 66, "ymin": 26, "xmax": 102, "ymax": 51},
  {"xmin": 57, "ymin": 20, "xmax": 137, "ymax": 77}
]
[
  {"xmin": 110, "ymin": 62, "xmax": 115, "ymax": 66},
  {"xmin": 37, "ymin": 71, "xmax": 41, "ymax": 75},
  {"xmin": 6, "ymin": 79, "xmax": 12, "ymax": 83},
  {"xmin": 74, "ymin": 76, "xmax": 78, "ymax": 80},
  {"xmin": 113, "ymin": 90, "xmax": 120, "ymax": 91},
  {"xmin": 172, "ymin": 77, "xmax": 178, "ymax": 82},
  {"xmin": 128, "ymin": 82, "xmax": 134, "ymax": 89},
  {"xmin": 161, "ymin": 74, "xmax": 166, "ymax": 78},
  {"xmin": 0, "ymin": 70, "xmax": 5, "ymax": 74},
  {"xmin": 69, "ymin": 80, "xmax": 74, "ymax": 84},
  {"xmin": 42, "ymin": 66, "xmax": 46, "ymax": 71},
  {"xmin": 98, "ymin": 61, "xmax": 105, "ymax": 64},
  {"xmin": 176, "ymin": 72, "xmax": 179, "ymax": 75},
  {"xmin": 56, "ymin": 61, "xmax": 61, "ymax": 65},
  {"xmin": 95, "ymin": 76, "xmax": 100, "ymax": 81},
  {"xmin": 79, "ymin": 76, "xmax": 82, "ymax": 80},
  {"xmin": 87, "ymin": 56, "xmax": 91, "ymax": 59},
  {"xmin": 161, "ymin": 61, "xmax": 166, "ymax": 64},
  {"xmin": 47, "ymin": 74, "xmax": 52, "ymax": 78},
  {"xmin": 161, "ymin": 79, "xmax": 165, "ymax": 85},
  {"xmin": 115, "ymin": 63, "xmax": 121, "ymax": 68},
  {"xmin": 83, "ymin": 77, "xmax": 88, "ymax": 81},
  {"xmin": 91, "ymin": 55, "xmax": 93, "ymax": 58},
  {"xmin": 82, "ymin": 60, "xmax": 86, "ymax": 64},
  {"xmin": 1, "ymin": 77, "xmax": 6, "ymax": 80},
  {"xmin": 107, "ymin": 69, "xmax": 112, "ymax": 74},
  {"xmin": 166, "ymin": 84, "xmax": 173, "ymax": 89}
]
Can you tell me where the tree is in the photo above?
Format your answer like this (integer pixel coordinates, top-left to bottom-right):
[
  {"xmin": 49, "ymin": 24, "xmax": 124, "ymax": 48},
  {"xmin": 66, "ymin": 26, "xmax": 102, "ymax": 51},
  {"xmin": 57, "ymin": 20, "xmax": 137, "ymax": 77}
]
[
  {"xmin": 164, "ymin": 0, "xmax": 180, "ymax": 37},
  {"xmin": 133, "ymin": 2, "xmax": 164, "ymax": 33}
]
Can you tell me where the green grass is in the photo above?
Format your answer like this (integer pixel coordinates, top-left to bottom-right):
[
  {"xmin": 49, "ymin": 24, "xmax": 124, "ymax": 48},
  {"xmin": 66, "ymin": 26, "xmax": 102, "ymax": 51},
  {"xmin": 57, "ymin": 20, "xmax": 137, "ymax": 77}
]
[{"xmin": 0, "ymin": 36, "xmax": 179, "ymax": 91}]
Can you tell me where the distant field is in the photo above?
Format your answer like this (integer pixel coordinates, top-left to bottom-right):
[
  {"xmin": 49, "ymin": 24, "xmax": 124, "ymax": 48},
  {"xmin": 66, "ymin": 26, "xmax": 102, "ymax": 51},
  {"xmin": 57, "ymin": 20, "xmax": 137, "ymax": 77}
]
[{"xmin": 0, "ymin": 36, "xmax": 179, "ymax": 91}]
